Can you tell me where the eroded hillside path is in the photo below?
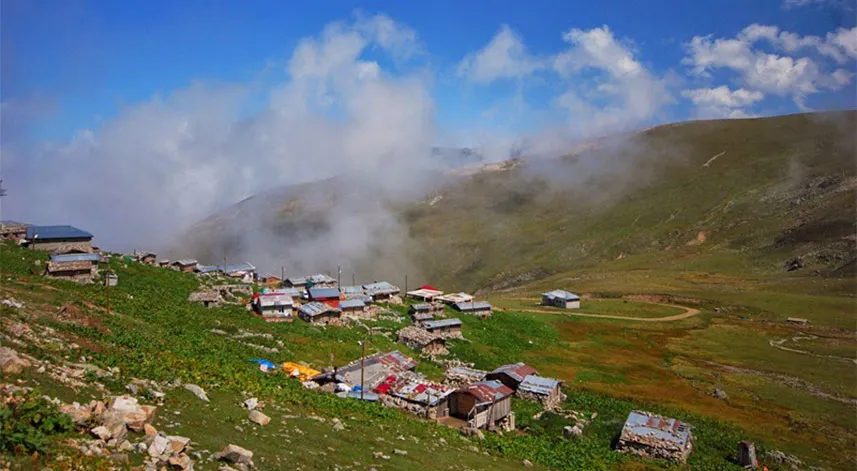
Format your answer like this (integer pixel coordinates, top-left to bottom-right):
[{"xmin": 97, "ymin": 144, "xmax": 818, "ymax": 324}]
[{"xmin": 513, "ymin": 302, "xmax": 701, "ymax": 322}]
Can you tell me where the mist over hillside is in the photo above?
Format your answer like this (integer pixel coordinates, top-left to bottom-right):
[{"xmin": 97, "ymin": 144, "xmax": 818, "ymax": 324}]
[{"xmin": 172, "ymin": 111, "xmax": 856, "ymax": 291}]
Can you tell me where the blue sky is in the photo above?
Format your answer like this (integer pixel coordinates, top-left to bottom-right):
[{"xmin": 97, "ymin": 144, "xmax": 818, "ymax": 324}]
[
  {"xmin": 4, "ymin": 0, "xmax": 855, "ymax": 141},
  {"xmin": 1, "ymin": 0, "xmax": 855, "ymax": 250}
]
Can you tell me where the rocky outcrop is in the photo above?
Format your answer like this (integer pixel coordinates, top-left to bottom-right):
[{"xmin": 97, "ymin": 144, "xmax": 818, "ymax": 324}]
[
  {"xmin": 184, "ymin": 384, "xmax": 210, "ymax": 402},
  {"xmin": 216, "ymin": 444, "xmax": 254, "ymax": 467},
  {"xmin": 0, "ymin": 347, "xmax": 31, "ymax": 375}
]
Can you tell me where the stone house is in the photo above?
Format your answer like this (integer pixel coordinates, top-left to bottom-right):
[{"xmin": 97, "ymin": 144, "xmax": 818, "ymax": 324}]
[
  {"xmin": 453, "ymin": 301, "xmax": 492, "ymax": 318},
  {"xmin": 423, "ymin": 318, "xmax": 463, "ymax": 338},
  {"xmin": 171, "ymin": 259, "xmax": 198, "ymax": 273},
  {"xmin": 27, "ymin": 225, "xmax": 93, "ymax": 254},
  {"xmin": 135, "ymin": 251, "xmax": 158, "ymax": 265},
  {"xmin": 188, "ymin": 291, "xmax": 221, "ymax": 308},
  {"xmin": 517, "ymin": 374, "xmax": 565, "ymax": 409},
  {"xmin": 363, "ymin": 281, "xmax": 401, "ymax": 301},
  {"xmin": 45, "ymin": 253, "xmax": 100, "ymax": 283},
  {"xmin": 298, "ymin": 301, "xmax": 341, "ymax": 325},
  {"xmin": 379, "ymin": 376, "xmax": 453, "ymax": 419},
  {"xmin": 339, "ymin": 298, "xmax": 368, "ymax": 317},
  {"xmin": 443, "ymin": 366, "xmax": 487, "ymax": 388},
  {"xmin": 397, "ymin": 326, "xmax": 447, "ymax": 355},
  {"xmin": 406, "ymin": 287, "xmax": 444, "ymax": 302},
  {"xmin": 616, "ymin": 410, "xmax": 693, "ymax": 463},
  {"xmin": 0, "ymin": 221, "xmax": 28, "ymax": 242}
]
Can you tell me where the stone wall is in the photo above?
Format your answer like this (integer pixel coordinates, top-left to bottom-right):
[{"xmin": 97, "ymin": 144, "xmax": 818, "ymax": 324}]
[{"xmin": 34, "ymin": 240, "xmax": 93, "ymax": 254}]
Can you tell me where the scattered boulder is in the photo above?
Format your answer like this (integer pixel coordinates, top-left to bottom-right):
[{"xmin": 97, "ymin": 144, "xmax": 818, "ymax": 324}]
[
  {"xmin": 393, "ymin": 449, "xmax": 408, "ymax": 456},
  {"xmin": 332, "ymin": 418, "xmax": 345, "ymax": 432},
  {"xmin": 216, "ymin": 444, "xmax": 254, "ymax": 466},
  {"xmin": 168, "ymin": 454, "xmax": 192, "ymax": 470},
  {"xmin": 0, "ymin": 347, "xmax": 31, "ymax": 375},
  {"xmin": 126, "ymin": 383, "xmax": 140, "ymax": 395},
  {"xmin": 462, "ymin": 427, "xmax": 485, "ymax": 441},
  {"xmin": 61, "ymin": 402, "xmax": 92, "ymax": 425},
  {"xmin": 144, "ymin": 423, "xmax": 158, "ymax": 437},
  {"xmin": 184, "ymin": 384, "xmax": 210, "ymax": 402},
  {"xmin": 167, "ymin": 436, "xmax": 191, "ymax": 454},
  {"xmin": 91, "ymin": 426, "xmax": 112, "ymax": 441},
  {"xmin": 712, "ymin": 388, "xmax": 729, "ymax": 400},
  {"xmin": 523, "ymin": 459, "xmax": 534, "ymax": 468},
  {"xmin": 563, "ymin": 425, "xmax": 582, "ymax": 439},
  {"xmin": 248, "ymin": 410, "xmax": 270, "ymax": 426},
  {"xmin": 148, "ymin": 434, "xmax": 171, "ymax": 458},
  {"xmin": 243, "ymin": 398, "xmax": 258, "ymax": 410}
]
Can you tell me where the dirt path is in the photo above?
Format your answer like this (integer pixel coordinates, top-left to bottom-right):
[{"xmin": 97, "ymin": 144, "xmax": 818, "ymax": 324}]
[
  {"xmin": 769, "ymin": 335, "xmax": 857, "ymax": 365},
  {"xmin": 516, "ymin": 302, "xmax": 701, "ymax": 322}
]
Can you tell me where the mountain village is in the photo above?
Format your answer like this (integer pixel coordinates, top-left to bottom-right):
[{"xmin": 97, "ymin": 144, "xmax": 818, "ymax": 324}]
[{"xmin": 0, "ymin": 221, "xmax": 736, "ymax": 470}]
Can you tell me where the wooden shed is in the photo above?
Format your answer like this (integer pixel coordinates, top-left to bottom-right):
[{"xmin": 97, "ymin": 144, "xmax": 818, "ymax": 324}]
[{"xmin": 448, "ymin": 380, "xmax": 515, "ymax": 431}]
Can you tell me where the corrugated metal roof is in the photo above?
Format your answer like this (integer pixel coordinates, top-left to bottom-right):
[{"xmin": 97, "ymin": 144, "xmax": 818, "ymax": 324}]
[
  {"xmin": 542, "ymin": 290, "xmax": 580, "ymax": 301},
  {"xmin": 620, "ymin": 411, "xmax": 692, "ymax": 448},
  {"xmin": 454, "ymin": 301, "xmax": 492, "ymax": 311},
  {"xmin": 286, "ymin": 276, "xmax": 307, "ymax": 285},
  {"xmin": 308, "ymin": 274, "xmax": 337, "ymax": 283},
  {"xmin": 173, "ymin": 259, "xmax": 198, "ymax": 266},
  {"xmin": 363, "ymin": 281, "xmax": 400, "ymax": 295},
  {"xmin": 339, "ymin": 298, "xmax": 366, "ymax": 309},
  {"xmin": 423, "ymin": 318, "xmax": 462, "ymax": 330},
  {"xmin": 406, "ymin": 288, "xmax": 444, "ymax": 298},
  {"xmin": 464, "ymin": 380, "xmax": 514, "ymax": 403},
  {"xmin": 411, "ymin": 303, "xmax": 432, "ymax": 311},
  {"xmin": 27, "ymin": 225, "xmax": 93, "ymax": 240},
  {"xmin": 489, "ymin": 363, "xmax": 537, "ymax": 382},
  {"xmin": 195, "ymin": 265, "xmax": 220, "ymax": 273},
  {"xmin": 390, "ymin": 378, "xmax": 453, "ymax": 406},
  {"xmin": 257, "ymin": 294, "xmax": 292, "ymax": 307},
  {"xmin": 309, "ymin": 287, "xmax": 341, "ymax": 299},
  {"xmin": 299, "ymin": 302, "xmax": 338, "ymax": 317},
  {"xmin": 519, "ymin": 374, "xmax": 560, "ymax": 396},
  {"xmin": 269, "ymin": 287, "xmax": 302, "ymax": 297},
  {"xmin": 221, "ymin": 263, "xmax": 256, "ymax": 274},
  {"xmin": 50, "ymin": 253, "xmax": 100, "ymax": 263},
  {"xmin": 341, "ymin": 285, "xmax": 365, "ymax": 295},
  {"xmin": 437, "ymin": 292, "xmax": 473, "ymax": 304}
]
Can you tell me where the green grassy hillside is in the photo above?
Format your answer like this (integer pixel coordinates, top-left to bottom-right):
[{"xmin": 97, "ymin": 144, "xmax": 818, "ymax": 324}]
[{"xmin": 406, "ymin": 111, "xmax": 856, "ymax": 293}]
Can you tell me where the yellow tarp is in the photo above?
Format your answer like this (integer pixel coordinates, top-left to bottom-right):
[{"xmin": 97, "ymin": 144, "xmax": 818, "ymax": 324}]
[{"xmin": 282, "ymin": 362, "xmax": 321, "ymax": 382}]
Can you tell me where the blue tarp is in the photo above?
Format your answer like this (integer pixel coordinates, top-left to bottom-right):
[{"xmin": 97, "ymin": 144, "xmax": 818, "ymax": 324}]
[{"xmin": 250, "ymin": 359, "xmax": 277, "ymax": 370}]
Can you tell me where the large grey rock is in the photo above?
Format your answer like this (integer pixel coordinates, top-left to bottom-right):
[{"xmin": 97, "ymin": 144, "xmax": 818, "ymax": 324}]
[
  {"xmin": 184, "ymin": 384, "xmax": 210, "ymax": 402},
  {"xmin": 243, "ymin": 398, "xmax": 258, "ymax": 410},
  {"xmin": 216, "ymin": 444, "xmax": 253, "ymax": 465},
  {"xmin": 148, "ymin": 434, "xmax": 171, "ymax": 458},
  {"xmin": 563, "ymin": 425, "xmax": 583, "ymax": 439}
]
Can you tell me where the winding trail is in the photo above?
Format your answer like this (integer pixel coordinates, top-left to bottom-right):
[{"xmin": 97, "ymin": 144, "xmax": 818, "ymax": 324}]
[{"xmin": 515, "ymin": 302, "xmax": 701, "ymax": 322}]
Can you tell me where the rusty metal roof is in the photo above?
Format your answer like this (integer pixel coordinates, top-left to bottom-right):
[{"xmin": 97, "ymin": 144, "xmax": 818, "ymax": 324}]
[
  {"xmin": 489, "ymin": 363, "xmax": 537, "ymax": 383},
  {"xmin": 620, "ymin": 410, "xmax": 692, "ymax": 448},
  {"xmin": 463, "ymin": 380, "xmax": 513, "ymax": 403}
]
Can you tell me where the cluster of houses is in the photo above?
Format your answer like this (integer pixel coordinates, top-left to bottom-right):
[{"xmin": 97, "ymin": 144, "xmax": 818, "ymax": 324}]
[
  {"xmin": 303, "ymin": 352, "xmax": 563, "ymax": 434},
  {"xmin": 6, "ymin": 222, "xmax": 695, "ymax": 464},
  {"xmin": 2, "ymin": 223, "xmax": 105, "ymax": 283}
]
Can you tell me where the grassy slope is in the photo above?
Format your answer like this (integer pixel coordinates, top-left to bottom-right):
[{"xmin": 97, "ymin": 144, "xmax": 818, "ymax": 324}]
[
  {"xmin": 406, "ymin": 112, "xmax": 855, "ymax": 294},
  {"xmin": 3, "ymin": 242, "xmax": 767, "ymax": 471}
]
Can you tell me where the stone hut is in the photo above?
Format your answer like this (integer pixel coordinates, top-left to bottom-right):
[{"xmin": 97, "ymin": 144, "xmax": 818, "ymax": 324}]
[
  {"xmin": 616, "ymin": 410, "xmax": 693, "ymax": 463},
  {"xmin": 27, "ymin": 225, "xmax": 93, "ymax": 254},
  {"xmin": 188, "ymin": 291, "xmax": 221, "ymax": 308},
  {"xmin": 397, "ymin": 326, "xmax": 447, "ymax": 355}
]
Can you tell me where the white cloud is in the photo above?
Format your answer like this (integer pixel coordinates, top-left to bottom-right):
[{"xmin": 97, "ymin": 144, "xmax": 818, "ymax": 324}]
[
  {"xmin": 457, "ymin": 25, "xmax": 542, "ymax": 83},
  {"xmin": 552, "ymin": 26, "xmax": 672, "ymax": 136},
  {"xmin": 3, "ymin": 14, "xmax": 435, "ymax": 267},
  {"xmin": 684, "ymin": 24, "xmax": 855, "ymax": 106},
  {"xmin": 783, "ymin": 0, "xmax": 850, "ymax": 9},
  {"xmin": 682, "ymin": 86, "xmax": 763, "ymax": 118}
]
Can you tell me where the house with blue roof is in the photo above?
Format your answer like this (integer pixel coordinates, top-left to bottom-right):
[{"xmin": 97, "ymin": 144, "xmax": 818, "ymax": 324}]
[
  {"xmin": 26, "ymin": 225, "xmax": 94, "ymax": 254},
  {"xmin": 541, "ymin": 290, "xmax": 580, "ymax": 309}
]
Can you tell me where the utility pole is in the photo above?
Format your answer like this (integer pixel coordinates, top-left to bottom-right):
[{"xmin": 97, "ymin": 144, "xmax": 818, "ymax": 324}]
[
  {"xmin": 337, "ymin": 265, "xmax": 341, "ymax": 288},
  {"xmin": 405, "ymin": 273, "xmax": 408, "ymax": 295},
  {"xmin": 352, "ymin": 273, "xmax": 355, "ymax": 287},
  {"xmin": 359, "ymin": 338, "xmax": 366, "ymax": 400}
]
